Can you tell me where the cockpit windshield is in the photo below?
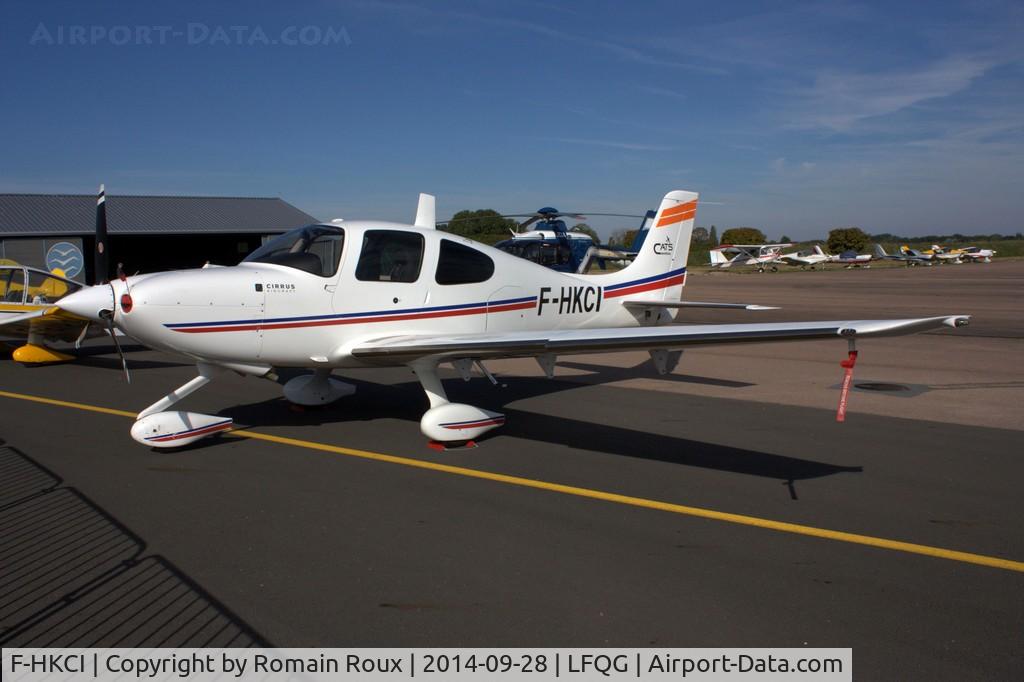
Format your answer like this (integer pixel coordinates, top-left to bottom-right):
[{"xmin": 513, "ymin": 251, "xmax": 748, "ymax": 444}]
[
  {"xmin": 0, "ymin": 266, "xmax": 82, "ymax": 305},
  {"xmin": 242, "ymin": 225, "xmax": 345, "ymax": 277}
]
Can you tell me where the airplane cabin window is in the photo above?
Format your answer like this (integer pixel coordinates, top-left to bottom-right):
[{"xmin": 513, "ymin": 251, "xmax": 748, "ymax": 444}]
[
  {"xmin": 435, "ymin": 239, "xmax": 495, "ymax": 285},
  {"xmin": 242, "ymin": 225, "xmax": 345, "ymax": 277},
  {"xmin": 355, "ymin": 230, "xmax": 425, "ymax": 283},
  {"xmin": 1, "ymin": 268, "xmax": 26, "ymax": 303},
  {"xmin": 25, "ymin": 269, "xmax": 81, "ymax": 303}
]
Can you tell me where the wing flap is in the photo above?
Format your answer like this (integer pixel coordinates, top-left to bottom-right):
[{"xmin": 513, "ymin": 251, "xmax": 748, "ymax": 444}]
[
  {"xmin": 621, "ymin": 300, "xmax": 779, "ymax": 311},
  {"xmin": 352, "ymin": 316, "xmax": 969, "ymax": 362}
]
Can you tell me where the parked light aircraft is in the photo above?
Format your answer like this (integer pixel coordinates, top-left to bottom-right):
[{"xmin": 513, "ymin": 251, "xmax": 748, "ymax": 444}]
[
  {"xmin": 957, "ymin": 246, "xmax": 997, "ymax": 263},
  {"xmin": 918, "ymin": 245, "xmax": 962, "ymax": 263},
  {"xmin": 873, "ymin": 244, "xmax": 934, "ymax": 266},
  {"xmin": 53, "ymin": 189, "xmax": 969, "ymax": 448},
  {"xmin": 819, "ymin": 246, "xmax": 872, "ymax": 267},
  {"xmin": 709, "ymin": 243, "xmax": 794, "ymax": 272},
  {"xmin": 777, "ymin": 246, "xmax": 830, "ymax": 269},
  {"xmin": 0, "ymin": 264, "xmax": 94, "ymax": 362},
  {"xmin": 0, "ymin": 186, "xmax": 131, "ymax": 364}
]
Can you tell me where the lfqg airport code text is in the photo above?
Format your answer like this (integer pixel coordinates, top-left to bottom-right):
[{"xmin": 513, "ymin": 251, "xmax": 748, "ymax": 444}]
[{"xmin": 4, "ymin": 650, "xmax": 850, "ymax": 679}]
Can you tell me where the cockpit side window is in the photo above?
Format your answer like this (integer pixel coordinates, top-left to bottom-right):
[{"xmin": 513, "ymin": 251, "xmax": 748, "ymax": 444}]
[
  {"xmin": 355, "ymin": 230, "xmax": 424, "ymax": 283},
  {"xmin": 242, "ymin": 225, "xmax": 345, "ymax": 277},
  {"xmin": 1, "ymin": 268, "xmax": 26, "ymax": 303},
  {"xmin": 435, "ymin": 239, "xmax": 494, "ymax": 285},
  {"xmin": 25, "ymin": 269, "xmax": 81, "ymax": 303}
]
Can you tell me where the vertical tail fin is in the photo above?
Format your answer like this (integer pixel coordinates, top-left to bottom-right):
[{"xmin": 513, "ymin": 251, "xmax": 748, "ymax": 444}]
[
  {"xmin": 709, "ymin": 247, "xmax": 731, "ymax": 266},
  {"xmin": 873, "ymin": 243, "xmax": 888, "ymax": 257},
  {"xmin": 630, "ymin": 190, "xmax": 697, "ymax": 300},
  {"xmin": 582, "ymin": 190, "xmax": 697, "ymax": 303}
]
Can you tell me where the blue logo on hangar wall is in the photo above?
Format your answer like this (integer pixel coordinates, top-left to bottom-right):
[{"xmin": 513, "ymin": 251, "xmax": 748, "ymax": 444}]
[{"xmin": 45, "ymin": 241, "xmax": 84, "ymax": 279}]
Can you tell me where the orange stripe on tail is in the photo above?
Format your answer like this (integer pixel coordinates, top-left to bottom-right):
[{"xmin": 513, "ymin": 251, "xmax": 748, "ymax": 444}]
[{"xmin": 656, "ymin": 200, "xmax": 697, "ymax": 227}]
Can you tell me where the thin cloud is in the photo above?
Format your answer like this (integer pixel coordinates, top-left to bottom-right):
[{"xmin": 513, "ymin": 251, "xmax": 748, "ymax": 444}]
[
  {"xmin": 787, "ymin": 55, "xmax": 994, "ymax": 131},
  {"xmin": 354, "ymin": 0, "xmax": 725, "ymax": 74},
  {"xmin": 542, "ymin": 137, "xmax": 675, "ymax": 151},
  {"xmin": 636, "ymin": 85, "xmax": 689, "ymax": 100}
]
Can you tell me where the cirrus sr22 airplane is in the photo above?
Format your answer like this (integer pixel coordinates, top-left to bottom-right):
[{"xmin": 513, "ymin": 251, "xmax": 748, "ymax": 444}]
[{"xmin": 55, "ymin": 190, "xmax": 969, "ymax": 448}]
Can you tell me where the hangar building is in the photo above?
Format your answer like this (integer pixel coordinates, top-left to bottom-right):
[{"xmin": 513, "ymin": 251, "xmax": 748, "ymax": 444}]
[{"xmin": 0, "ymin": 193, "xmax": 318, "ymax": 283}]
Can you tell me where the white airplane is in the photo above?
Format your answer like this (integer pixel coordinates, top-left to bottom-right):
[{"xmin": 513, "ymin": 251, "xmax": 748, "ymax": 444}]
[
  {"xmin": 957, "ymin": 246, "xmax": 997, "ymax": 263},
  {"xmin": 777, "ymin": 246, "xmax": 830, "ymax": 269},
  {"xmin": 709, "ymin": 243, "xmax": 793, "ymax": 272},
  {"xmin": 55, "ymin": 190, "xmax": 969, "ymax": 448},
  {"xmin": 818, "ymin": 245, "xmax": 873, "ymax": 267}
]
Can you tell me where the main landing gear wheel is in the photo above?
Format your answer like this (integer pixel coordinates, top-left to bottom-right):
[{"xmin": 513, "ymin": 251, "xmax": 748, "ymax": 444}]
[{"xmin": 412, "ymin": 359, "xmax": 505, "ymax": 446}]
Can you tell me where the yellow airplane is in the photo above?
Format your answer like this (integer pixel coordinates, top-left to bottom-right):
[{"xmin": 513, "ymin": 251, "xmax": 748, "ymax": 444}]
[
  {"xmin": 1, "ymin": 185, "xmax": 120, "ymax": 364},
  {"xmin": 916, "ymin": 245, "xmax": 963, "ymax": 263},
  {"xmin": 0, "ymin": 263, "xmax": 100, "ymax": 363}
]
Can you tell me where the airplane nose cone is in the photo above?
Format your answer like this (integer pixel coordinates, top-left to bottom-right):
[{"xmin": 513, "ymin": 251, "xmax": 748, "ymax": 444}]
[{"xmin": 58, "ymin": 284, "xmax": 115, "ymax": 322}]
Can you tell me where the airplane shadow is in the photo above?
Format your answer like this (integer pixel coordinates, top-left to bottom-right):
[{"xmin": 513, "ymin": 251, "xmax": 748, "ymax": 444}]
[
  {"xmin": 220, "ymin": 373, "xmax": 862, "ymax": 488},
  {"xmin": 0, "ymin": 444, "xmax": 271, "ymax": 647},
  {"xmin": 71, "ymin": 355, "xmax": 192, "ymax": 372},
  {"xmin": 555, "ymin": 359, "xmax": 755, "ymax": 388}
]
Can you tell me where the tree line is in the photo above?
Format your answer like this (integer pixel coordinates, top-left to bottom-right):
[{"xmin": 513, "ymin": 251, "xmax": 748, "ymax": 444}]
[{"xmin": 440, "ymin": 208, "xmax": 1021, "ymax": 254}]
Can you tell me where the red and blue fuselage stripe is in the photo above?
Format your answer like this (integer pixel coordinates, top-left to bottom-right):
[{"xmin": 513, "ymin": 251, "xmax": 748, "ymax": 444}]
[
  {"xmin": 144, "ymin": 418, "xmax": 233, "ymax": 442},
  {"xmin": 166, "ymin": 295, "xmax": 537, "ymax": 333},
  {"xmin": 441, "ymin": 416, "xmax": 506, "ymax": 430},
  {"xmin": 166, "ymin": 268, "xmax": 687, "ymax": 333},
  {"xmin": 604, "ymin": 267, "xmax": 686, "ymax": 299}
]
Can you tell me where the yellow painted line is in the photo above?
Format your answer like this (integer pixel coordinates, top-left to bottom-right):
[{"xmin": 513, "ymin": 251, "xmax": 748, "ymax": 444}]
[
  {"xmin": 2, "ymin": 388, "xmax": 1023, "ymax": 574},
  {"xmin": 0, "ymin": 389, "xmax": 136, "ymax": 418}
]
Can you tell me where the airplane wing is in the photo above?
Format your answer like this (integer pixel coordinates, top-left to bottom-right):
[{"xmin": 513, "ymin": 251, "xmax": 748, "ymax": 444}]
[
  {"xmin": 352, "ymin": 316, "xmax": 969, "ymax": 363},
  {"xmin": 0, "ymin": 306, "xmax": 96, "ymax": 342}
]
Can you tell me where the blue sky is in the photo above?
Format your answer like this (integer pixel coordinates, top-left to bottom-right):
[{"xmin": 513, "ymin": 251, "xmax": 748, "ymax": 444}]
[{"xmin": 1, "ymin": 0, "xmax": 1021, "ymax": 240}]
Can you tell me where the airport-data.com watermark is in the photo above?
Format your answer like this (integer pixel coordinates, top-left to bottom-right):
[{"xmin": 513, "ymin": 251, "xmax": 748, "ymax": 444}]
[{"xmin": 29, "ymin": 23, "xmax": 351, "ymax": 47}]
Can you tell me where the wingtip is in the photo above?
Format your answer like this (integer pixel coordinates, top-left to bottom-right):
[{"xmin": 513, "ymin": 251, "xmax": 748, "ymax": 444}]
[{"xmin": 945, "ymin": 315, "xmax": 970, "ymax": 328}]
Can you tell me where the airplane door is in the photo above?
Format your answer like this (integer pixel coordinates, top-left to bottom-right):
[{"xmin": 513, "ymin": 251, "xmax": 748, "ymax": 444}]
[
  {"xmin": 333, "ymin": 228, "xmax": 430, "ymax": 318},
  {"xmin": 486, "ymin": 285, "xmax": 529, "ymax": 332}
]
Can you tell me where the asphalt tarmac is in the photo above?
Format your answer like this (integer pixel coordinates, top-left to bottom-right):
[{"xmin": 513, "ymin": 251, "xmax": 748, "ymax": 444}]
[{"xmin": 1, "ymin": 260, "xmax": 1021, "ymax": 680}]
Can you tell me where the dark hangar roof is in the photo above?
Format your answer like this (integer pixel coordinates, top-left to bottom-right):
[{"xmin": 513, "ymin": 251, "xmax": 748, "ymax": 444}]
[{"xmin": 0, "ymin": 193, "xmax": 319, "ymax": 236}]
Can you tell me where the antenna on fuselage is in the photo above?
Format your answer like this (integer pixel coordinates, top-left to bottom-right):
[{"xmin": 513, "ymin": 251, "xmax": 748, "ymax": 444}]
[{"xmin": 414, "ymin": 193, "xmax": 436, "ymax": 228}]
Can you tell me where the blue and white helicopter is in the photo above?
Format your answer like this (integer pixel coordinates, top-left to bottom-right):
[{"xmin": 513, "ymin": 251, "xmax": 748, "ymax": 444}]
[{"xmin": 445, "ymin": 207, "xmax": 655, "ymax": 274}]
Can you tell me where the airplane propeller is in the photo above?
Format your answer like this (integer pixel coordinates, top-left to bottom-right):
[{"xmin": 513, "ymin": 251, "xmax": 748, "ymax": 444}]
[
  {"xmin": 94, "ymin": 184, "xmax": 109, "ymax": 284},
  {"xmin": 98, "ymin": 283, "xmax": 131, "ymax": 384},
  {"xmin": 95, "ymin": 186, "xmax": 130, "ymax": 382}
]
